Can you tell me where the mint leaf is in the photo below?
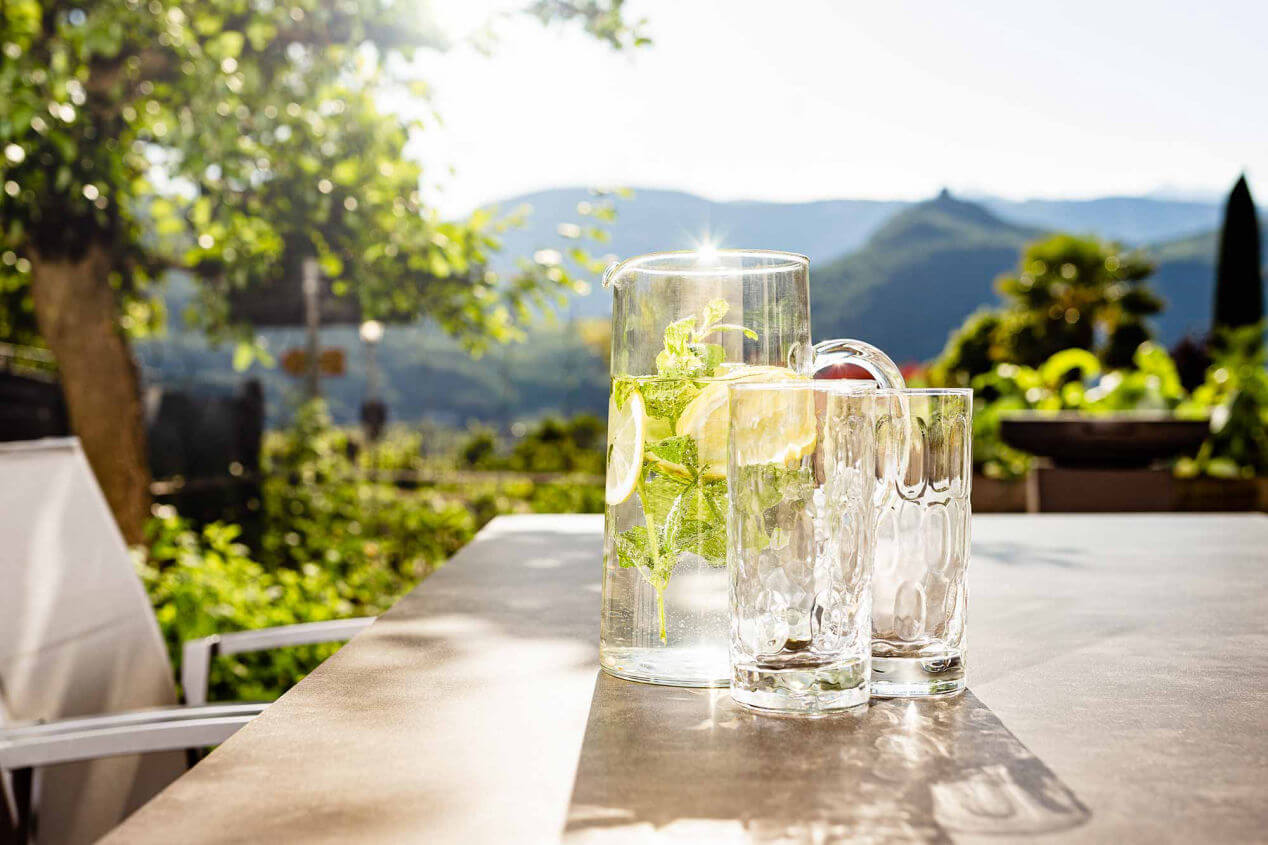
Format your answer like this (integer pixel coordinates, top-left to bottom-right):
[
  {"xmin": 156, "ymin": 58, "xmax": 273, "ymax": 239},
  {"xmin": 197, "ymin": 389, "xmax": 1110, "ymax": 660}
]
[
  {"xmin": 655, "ymin": 349, "xmax": 708, "ymax": 379},
  {"xmin": 614, "ymin": 525, "xmax": 651, "ymax": 569},
  {"xmin": 652, "ymin": 301, "xmax": 750, "ymax": 381},
  {"xmin": 699, "ymin": 478, "xmax": 728, "ymax": 520},
  {"xmin": 641, "ymin": 472, "xmax": 690, "ymax": 528},
  {"xmin": 667, "ymin": 477, "xmax": 725, "ymax": 523},
  {"xmin": 646, "ymin": 435, "xmax": 699, "ymax": 474},
  {"xmin": 658, "ymin": 476, "xmax": 729, "ymax": 567},
  {"xmin": 647, "ymin": 547, "xmax": 674, "ymax": 592},
  {"xmin": 612, "ymin": 377, "xmax": 636, "ymax": 411},
  {"xmin": 730, "ymin": 464, "xmax": 815, "ymax": 554},
  {"xmin": 691, "ymin": 342, "xmax": 726, "ymax": 375},
  {"xmin": 641, "ymin": 379, "xmax": 700, "ymax": 423},
  {"xmin": 670, "ymin": 518, "xmax": 728, "ymax": 565},
  {"xmin": 698, "ymin": 301, "xmax": 757, "ymax": 343},
  {"xmin": 701, "ymin": 299, "xmax": 730, "ymax": 330},
  {"xmin": 737, "ymin": 463, "xmax": 814, "ymax": 510},
  {"xmin": 663, "ymin": 316, "xmax": 696, "ymax": 355}
]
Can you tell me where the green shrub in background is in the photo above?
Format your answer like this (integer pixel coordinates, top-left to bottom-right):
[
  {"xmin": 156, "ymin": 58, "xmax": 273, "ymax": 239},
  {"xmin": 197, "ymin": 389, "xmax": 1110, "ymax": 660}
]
[
  {"xmin": 456, "ymin": 414, "xmax": 606, "ymax": 475},
  {"xmin": 931, "ymin": 234, "xmax": 1162, "ymax": 387},
  {"xmin": 459, "ymin": 427, "xmax": 501, "ymax": 470},
  {"xmin": 137, "ymin": 514, "xmax": 406, "ymax": 703},
  {"xmin": 972, "ymin": 342, "xmax": 1194, "ymax": 479},
  {"xmin": 260, "ymin": 403, "xmax": 476, "ymax": 581},
  {"xmin": 970, "ymin": 336, "xmax": 1267, "ymax": 480},
  {"xmin": 1180, "ymin": 325, "xmax": 1268, "ymax": 478},
  {"xmin": 137, "ymin": 400, "xmax": 605, "ymax": 701}
]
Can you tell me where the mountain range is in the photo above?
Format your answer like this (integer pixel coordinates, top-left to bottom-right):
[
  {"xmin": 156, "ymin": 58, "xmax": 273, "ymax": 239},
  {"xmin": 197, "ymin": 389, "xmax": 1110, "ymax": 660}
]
[
  {"xmin": 489, "ymin": 186, "xmax": 1256, "ymax": 360},
  {"xmin": 811, "ymin": 190, "xmax": 1263, "ymax": 360},
  {"xmin": 139, "ymin": 185, "xmax": 1262, "ymax": 425},
  {"xmin": 811, "ymin": 191, "xmax": 1042, "ymax": 361}
]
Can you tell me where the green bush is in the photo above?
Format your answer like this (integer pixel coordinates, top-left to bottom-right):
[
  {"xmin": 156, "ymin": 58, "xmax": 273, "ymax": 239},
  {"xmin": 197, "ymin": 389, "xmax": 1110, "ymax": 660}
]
[
  {"xmin": 933, "ymin": 234, "xmax": 1162, "ymax": 386},
  {"xmin": 528, "ymin": 480, "xmax": 606, "ymax": 513},
  {"xmin": 458, "ymin": 426, "xmax": 500, "ymax": 469},
  {"xmin": 137, "ymin": 513, "xmax": 406, "ymax": 703},
  {"xmin": 971, "ymin": 337, "xmax": 1267, "ymax": 480},
  {"xmin": 259, "ymin": 402, "xmax": 477, "ymax": 580},
  {"xmin": 1180, "ymin": 325, "xmax": 1268, "ymax": 478},
  {"xmin": 137, "ymin": 401, "xmax": 606, "ymax": 701},
  {"xmin": 509, "ymin": 415, "xmax": 605, "ymax": 474},
  {"xmin": 971, "ymin": 343, "xmax": 1192, "ymax": 478},
  {"xmin": 455, "ymin": 414, "xmax": 605, "ymax": 475}
]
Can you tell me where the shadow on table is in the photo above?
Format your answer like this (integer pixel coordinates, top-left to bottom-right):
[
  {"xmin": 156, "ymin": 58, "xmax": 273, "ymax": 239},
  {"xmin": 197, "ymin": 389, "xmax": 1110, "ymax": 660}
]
[{"xmin": 565, "ymin": 676, "xmax": 1089, "ymax": 842}]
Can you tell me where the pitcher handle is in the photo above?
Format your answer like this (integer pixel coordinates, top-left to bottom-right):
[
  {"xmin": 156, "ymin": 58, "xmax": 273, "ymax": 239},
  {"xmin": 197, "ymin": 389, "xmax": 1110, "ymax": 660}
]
[
  {"xmin": 811, "ymin": 338, "xmax": 907, "ymax": 388},
  {"xmin": 813, "ymin": 338, "xmax": 911, "ymax": 508}
]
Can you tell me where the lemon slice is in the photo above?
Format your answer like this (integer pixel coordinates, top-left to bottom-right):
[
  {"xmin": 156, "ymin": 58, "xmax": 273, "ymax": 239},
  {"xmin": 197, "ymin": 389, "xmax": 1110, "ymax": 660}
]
[
  {"xmin": 729, "ymin": 385, "xmax": 819, "ymax": 468},
  {"xmin": 676, "ymin": 366, "xmax": 809, "ymax": 479},
  {"xmin": 605, "ymin": 389, "xmax": 646, "ymax": 506}
]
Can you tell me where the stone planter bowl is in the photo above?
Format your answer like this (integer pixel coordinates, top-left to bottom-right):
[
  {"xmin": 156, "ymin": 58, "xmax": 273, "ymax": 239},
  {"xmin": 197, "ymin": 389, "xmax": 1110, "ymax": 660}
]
[{"xmin": 999, "ymin": 411, "xmax": 1211, "ymax": 469}]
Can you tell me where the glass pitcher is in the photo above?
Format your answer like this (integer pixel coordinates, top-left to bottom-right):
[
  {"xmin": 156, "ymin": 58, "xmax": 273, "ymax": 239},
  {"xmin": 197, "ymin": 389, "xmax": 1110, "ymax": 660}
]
[{"xmin": 600, "ymin": 249, "xmax": 904, "ymax": 687}]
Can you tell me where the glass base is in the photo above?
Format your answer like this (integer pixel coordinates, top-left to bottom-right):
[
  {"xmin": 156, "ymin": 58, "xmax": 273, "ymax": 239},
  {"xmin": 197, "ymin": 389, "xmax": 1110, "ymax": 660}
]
[
  {"xmin": 730, "ymin": 656, "xmax": 869, "ymax": 716},
  {"xmin": 600, "ymin": 646, "xmax": 729, "ymax": 688},
  {"xmin": 870, "ymin": 652, "xmax": 965, "ymax": 698}
]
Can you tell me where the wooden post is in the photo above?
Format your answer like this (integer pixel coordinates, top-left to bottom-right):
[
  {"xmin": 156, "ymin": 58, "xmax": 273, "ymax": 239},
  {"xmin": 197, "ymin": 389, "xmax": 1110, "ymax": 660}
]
[{"xmin": 302, "ymin": 257, "xmax": 321, "ymax": 400}]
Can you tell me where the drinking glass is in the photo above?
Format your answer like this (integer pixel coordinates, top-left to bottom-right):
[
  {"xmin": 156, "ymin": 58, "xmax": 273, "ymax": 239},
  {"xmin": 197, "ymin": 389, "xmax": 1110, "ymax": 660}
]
[
  {"xmin": 870, "ymin": 389, "xmax": 974, "ymax": 698},
  {"xmin": 727, "ymin": 382, "xmax": 881, "ymax": 714}
]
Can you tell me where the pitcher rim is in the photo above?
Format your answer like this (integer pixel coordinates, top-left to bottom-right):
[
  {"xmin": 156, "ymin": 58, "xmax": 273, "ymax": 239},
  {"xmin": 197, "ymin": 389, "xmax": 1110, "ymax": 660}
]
[{"xmin": 603, "ymin": 249, "xmax": 809, "ymax": 287}]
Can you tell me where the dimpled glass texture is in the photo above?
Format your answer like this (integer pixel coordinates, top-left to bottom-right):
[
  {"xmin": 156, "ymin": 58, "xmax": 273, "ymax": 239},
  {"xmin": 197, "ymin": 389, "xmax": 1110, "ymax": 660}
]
[
  {"xmin": 727, "ymin": 383, "xmax": 881, "ymax": 715},
  {"xmin": 870, "ymin": 389, "xmax": 973, "ymax": 698}
]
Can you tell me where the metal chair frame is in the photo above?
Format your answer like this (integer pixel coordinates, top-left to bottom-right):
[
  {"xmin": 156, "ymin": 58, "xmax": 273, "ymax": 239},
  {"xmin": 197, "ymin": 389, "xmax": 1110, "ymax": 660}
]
[{"xmin": 1, "ymin": 617, "xmax": 375, "ymax": 843}]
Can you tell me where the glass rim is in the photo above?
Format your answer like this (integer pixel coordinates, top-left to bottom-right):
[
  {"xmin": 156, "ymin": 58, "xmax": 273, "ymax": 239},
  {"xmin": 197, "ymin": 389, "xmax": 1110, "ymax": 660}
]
[
  {"xmin": 728, "ymin": 379, "xmax": 879, "ymax": 394},
  {"xmin": 872, "ymin": 387, "xmax": 973, "ymax": 398},
  {"xmin": 604, "ymin": 248, "xmax": 808, "ymax": 284},
  {"xmin": 728, "ymin": 383, "xmax": 974, "ymax": 401}
]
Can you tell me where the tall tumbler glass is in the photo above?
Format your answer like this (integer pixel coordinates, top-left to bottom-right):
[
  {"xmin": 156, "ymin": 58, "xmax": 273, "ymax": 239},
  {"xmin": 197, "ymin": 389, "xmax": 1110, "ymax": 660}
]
[
  {"xmin": 870, "ymin": 389, "xmax": 974, "ymax": 698},
  {"xmin": 727, "ymin": 382, "xmax": 881, "ymax": 715}
]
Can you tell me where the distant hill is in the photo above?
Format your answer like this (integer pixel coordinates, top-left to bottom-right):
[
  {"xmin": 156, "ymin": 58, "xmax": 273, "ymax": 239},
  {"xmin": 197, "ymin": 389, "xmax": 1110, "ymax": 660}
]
[
  {"xmin": 136, "ymin": 310, "xmax": 609, "ymax": 428},
  {"xmin": 810, "ymin": 191, "xmax": 1042, "ymax": 361},
  {"xmin": 487, "ymin": 188, "xmax": 1225, "ymax": 301},
  {"xmin": 814, "ymin": 197, "xmax": 1268, "ymax": 361},
  {"xmin": 979, "ymin": 196, "xmax": 1221, "ymax": 245},
  {"xmin": 488, "ymin": 188, "xmax": 906, "ymax": 315},
  {"xmin": 812, "ymin": 191, "xmax": 1264, "ymax": 361},
  {"xmin": 485, "ymin": 186, "xmax": 1231, "ymax": 325},
  {"xmin": 1149, "ymin": 224, "xmax": 1268, "ymax": 342}
]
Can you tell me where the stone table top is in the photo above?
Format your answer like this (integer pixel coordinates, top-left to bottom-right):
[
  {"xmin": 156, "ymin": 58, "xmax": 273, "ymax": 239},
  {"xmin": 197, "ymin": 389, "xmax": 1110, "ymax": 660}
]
[{"xmin": 106, "ymin": 514, "xmax": 1268, "ymax": 843}]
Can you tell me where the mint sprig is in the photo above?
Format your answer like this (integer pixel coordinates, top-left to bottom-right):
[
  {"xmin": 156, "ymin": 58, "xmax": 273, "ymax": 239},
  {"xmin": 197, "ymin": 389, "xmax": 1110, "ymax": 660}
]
[
  {"xmin": 611, "ymin": 298, "xmax": 758, "ymax": 643},
  {"xmin": 653, "ymin": 302, "xmax": 757, "ymax": 381}
]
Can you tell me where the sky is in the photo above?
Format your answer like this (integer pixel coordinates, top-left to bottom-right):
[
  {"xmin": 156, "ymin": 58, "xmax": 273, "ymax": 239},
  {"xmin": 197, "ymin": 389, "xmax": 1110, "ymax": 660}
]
[{"xmin": 408, "ymin": 0, "xmax": 1267, "ymax": 216}]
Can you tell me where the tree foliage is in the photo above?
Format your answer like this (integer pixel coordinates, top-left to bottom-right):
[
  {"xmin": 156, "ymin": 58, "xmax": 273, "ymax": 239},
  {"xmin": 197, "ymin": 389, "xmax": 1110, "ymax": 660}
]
[
  {"xmin": 1186, "ymin": 324, "xmax": 1268, "ymax": 476},
  {"xmin": 1212, "ymin": 174, "xmax": 1263, "ymax": 337},
  {"xmin": 931, "ymin": 233, "xmax": 1162, "ymax": 384},
  {"xmin": 0, "ymin": 0, "xmax": 645, "ymax": 351}
]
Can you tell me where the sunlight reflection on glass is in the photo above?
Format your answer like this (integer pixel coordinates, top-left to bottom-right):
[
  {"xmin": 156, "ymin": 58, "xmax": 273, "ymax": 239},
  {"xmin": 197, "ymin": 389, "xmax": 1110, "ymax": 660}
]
[{"xmin": 694, "ymin": 238, "xmax": 720, "ymax": 266}]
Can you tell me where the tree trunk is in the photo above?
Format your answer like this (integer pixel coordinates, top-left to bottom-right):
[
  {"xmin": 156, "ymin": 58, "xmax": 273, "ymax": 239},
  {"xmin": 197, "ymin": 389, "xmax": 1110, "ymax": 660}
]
[{"xmin": 29, "ymin": 244, "xmax": 152, "ymax": 545}]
